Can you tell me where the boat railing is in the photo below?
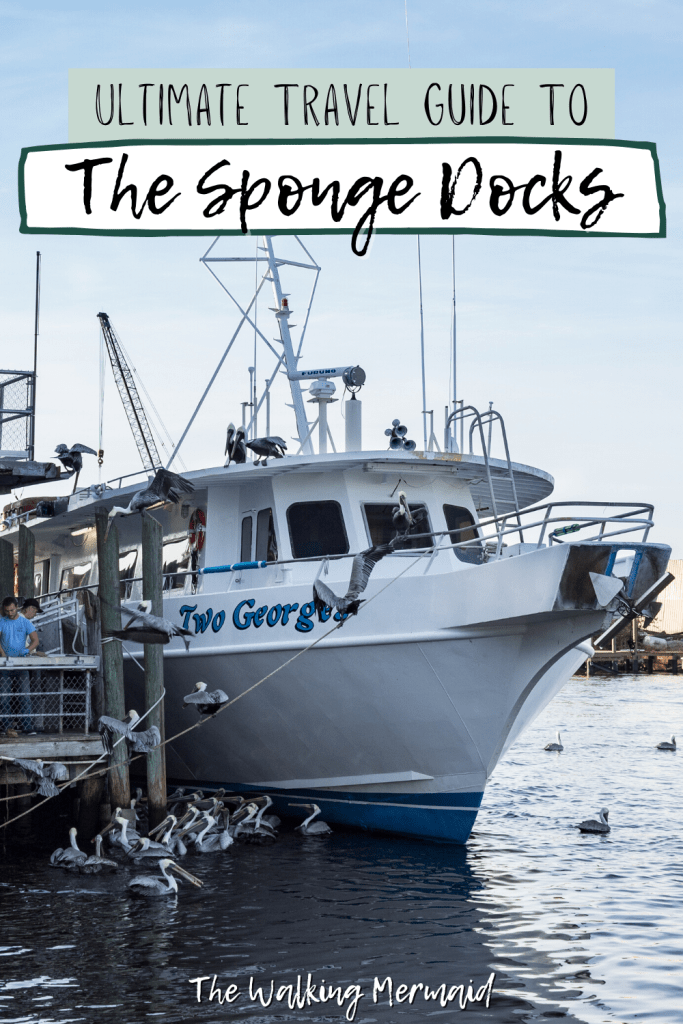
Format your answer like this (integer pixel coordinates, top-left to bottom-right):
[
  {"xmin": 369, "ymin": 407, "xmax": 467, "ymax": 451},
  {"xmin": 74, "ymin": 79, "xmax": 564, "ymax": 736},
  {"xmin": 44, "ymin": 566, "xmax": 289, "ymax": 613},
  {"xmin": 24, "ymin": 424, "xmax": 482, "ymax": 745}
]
[{"xmin": 444, "ymin": 403, "xmax": 522, "ymax": 526}]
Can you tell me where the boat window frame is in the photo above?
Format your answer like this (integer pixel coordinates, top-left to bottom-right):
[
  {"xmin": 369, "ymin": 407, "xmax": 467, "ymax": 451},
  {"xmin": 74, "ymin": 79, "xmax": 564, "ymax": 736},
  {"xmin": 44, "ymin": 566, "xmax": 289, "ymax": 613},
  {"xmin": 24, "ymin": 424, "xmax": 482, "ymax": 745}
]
[
  {"xmin": 286, "ymin": 499, "xmax": 350, "ymax": 560},
  {"xmin": 442, "ymin": 504, "xmax": 484, "ymax": 564},
  {"xmin": 361, "ymin": 502, "xmax": 434, "ymax": 551},
  {"xmin": 240, "ymin": 515, "xmax": 253, "ymax": 561},
  {"xmin": 161, "ymin": 536, "xmax": 191, "ymax": 592},
  {"xmin": 255, "ymin": 507, "xmax": 278, "ymax": 563},
  {"xmin": 60, "ymin": 561, "xmax": 92, "ymax": 592}
]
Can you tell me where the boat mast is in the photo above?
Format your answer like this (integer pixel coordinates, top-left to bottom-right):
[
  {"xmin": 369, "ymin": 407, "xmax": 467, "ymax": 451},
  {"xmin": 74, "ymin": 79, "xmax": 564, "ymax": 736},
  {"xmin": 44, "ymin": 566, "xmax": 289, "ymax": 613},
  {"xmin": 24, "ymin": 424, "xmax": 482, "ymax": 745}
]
[{"xmin": 262, "ymin": 236, "xmax": 313, "ymax": 454}]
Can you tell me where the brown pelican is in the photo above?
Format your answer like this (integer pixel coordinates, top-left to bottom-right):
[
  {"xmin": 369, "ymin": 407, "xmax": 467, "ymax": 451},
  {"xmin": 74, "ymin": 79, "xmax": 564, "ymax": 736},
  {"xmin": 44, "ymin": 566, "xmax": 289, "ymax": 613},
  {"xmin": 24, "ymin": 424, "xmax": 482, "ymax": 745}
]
[
  {"xmin": 224, "ymin": 424, "xmax": 247, "ymax": 466},
  {"xmin": 192, "ymin": 811, "xmax": 234, "ymax": 852},
  {"xmin": 101, "ymin": 812, "xmax": 140, "ymax": 852},
  {"xmin": 8, "ymin": 757, "xmax": 69, "ymax": 797},
  {"xmin": 128, "ymin": 858, "xmax": 203, "ymax": 897},
  {"xmin": 79, "ymin": 835, "xmax": 118, "ymax": 874},
  {"xmin": 105, "ymin": 467, "xmax": 194, "ymax": 537},
  {"xmin": 290, "ymin": 803, "xmax": 333, "ymax": 836},
  {"xmin": 656, "ymin": 735, "xmax": 676, "ymax": 750},
  {"xmin": 54, "ymin": 443, "xmax": 97, "ymax": 491},
  {"xmin": 106, "ymin": 601, "xmax": 193, "ymax": 651},
  {"xmin": 50, "ymin": 827, "xmax": 88, "ymax": 868},
  {"xmin": 232, "ymin": 803, "xmax": 260, "ymax": 840},
  {"xmin": 182, "ymin": 682, "xmax": 230, "ymax": 715},
  {"xmin": 577, "ymin": 808, "xmax": 611, "ymax": 834},
  {"xmin": 98, "ymin": 710, "xmax": 161, "ymax": 755},
  {"xmin": 245, "ymin": 435, "xmax": 287, "ymax": 466},
  {"xmin": 544, "ymin": 731, "xmax": 564, "ymax": 751},
  {"xmin": 313, "ymin": 543, "xmax": 392, "ymax": 620},
  {"xmin": 236, "ymin": 799, "xmax": 278, "ymax": 845}
]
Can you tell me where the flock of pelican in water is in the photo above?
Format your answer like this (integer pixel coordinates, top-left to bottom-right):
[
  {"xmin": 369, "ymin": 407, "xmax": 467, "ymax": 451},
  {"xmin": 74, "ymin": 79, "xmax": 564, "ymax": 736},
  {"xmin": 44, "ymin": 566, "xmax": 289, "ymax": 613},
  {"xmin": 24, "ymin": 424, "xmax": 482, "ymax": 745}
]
[
  {"xmin": 48, "ymin": 788, "xmax": 332, "ymax": 896},
  {"xmin": 542, "ymin": 729, "xmax": 677, "ymax": 835}
]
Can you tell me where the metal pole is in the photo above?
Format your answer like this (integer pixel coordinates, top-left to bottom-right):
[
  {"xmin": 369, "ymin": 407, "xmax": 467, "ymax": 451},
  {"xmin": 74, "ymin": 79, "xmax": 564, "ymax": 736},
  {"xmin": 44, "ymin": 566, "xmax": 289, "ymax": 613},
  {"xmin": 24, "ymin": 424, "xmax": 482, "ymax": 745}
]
[
  {"xmin": 263, "ymin": 236, "xmax": 313, "ymax": 453},
  {"xmin": 0, "ymin": 538, "xmax": 14, "ymax": 599},
  {"xmin": 29, "ymin": 252, "xmax": 41, "ymax": 461},
  {"xmin": 142, "ymin": 514, "xmax": 167, "ymax": 830},
  {"xmin": 451, "ymin": 236, "xmax": 456, "ymax": 419},
  {"xmin": 17, "ymin": 525, "xmax": 35, "ymax": 602},
  {"xmin": 95, "ymin": 509, "xmax": 130, "ymax": 811},
  {"xmin": 417, "ymin": 237, "xmax": 428, "ymax": 450}
]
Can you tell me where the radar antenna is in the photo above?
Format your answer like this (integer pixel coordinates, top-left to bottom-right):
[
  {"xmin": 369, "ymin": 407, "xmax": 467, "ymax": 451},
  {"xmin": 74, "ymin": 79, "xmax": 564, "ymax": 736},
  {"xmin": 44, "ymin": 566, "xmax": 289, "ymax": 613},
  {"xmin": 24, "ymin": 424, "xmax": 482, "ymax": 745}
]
[{"xmin": 97, "ymin": 312, "xmax": 162, "ymax": 472}]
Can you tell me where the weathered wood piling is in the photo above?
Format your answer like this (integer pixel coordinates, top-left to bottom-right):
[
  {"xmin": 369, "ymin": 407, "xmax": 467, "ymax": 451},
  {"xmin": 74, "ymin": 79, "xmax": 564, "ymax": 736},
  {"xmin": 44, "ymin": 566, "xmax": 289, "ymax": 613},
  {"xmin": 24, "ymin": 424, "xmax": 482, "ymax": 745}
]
[
  {"xmin": 95, "ymin": 508, "xmax": 130, "ymax": 810},
  {"xmin": 142, "ymin": 514, "xmax": 167, "ymax": 831},
  {"xmin": 0, "ymin": 537, "xmax": 13, "ymax": 598},
  {"xmin": 17, "ymin": 524, "xmax": 35, "ymax": 602}
]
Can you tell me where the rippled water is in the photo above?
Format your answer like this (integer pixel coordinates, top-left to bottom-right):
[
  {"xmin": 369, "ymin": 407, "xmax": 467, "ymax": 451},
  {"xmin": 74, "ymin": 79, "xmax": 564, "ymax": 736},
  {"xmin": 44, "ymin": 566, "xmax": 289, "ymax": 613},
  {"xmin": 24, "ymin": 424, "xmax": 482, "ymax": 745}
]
[{"xmin": 0, "ymin": 674, "xmax": 680, "ymax": 1024}]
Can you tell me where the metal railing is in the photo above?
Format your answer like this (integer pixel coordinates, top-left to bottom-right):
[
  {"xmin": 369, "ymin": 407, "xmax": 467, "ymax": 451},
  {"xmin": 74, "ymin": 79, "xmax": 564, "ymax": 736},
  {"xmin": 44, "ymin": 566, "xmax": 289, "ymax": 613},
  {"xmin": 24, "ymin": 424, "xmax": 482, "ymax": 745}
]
[{"xmin": 0, "ymin": 665, "xmax": 93, "ymax": 734}]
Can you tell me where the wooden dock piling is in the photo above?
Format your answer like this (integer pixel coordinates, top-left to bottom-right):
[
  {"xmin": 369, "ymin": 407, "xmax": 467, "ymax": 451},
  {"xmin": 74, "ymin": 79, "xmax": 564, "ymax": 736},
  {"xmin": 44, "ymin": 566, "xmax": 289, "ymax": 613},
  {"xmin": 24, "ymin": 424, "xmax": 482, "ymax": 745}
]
[
  {"xmin": 142, "ymin": 514, "xmax": 167, "ymax": 831},
  {"xmin": 95, "ymin": 509, "xmax": 130, "ymax": 811},
  {"xmin": 17, "ymin": 525, "xmax": 35, "ymax": 602},
  {"xmin": 0, "ymin": 538, "xmax": 13, "ymax": 599}
]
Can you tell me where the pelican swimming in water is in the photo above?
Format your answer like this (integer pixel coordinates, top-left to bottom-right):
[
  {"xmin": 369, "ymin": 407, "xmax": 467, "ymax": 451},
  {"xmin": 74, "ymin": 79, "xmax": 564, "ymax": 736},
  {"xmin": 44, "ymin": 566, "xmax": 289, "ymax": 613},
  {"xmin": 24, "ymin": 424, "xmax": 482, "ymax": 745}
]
[
  {"xmin": 290, "ymin": 803, "xmax": 333, "ymax": 836},
  {"xmin": 182, "ymin": 681, "xmax": 230, "ymax": 715},
  {"xmin": 656, "ymin": 735, "xmax": 676, "ymax": 750},
  {"xmin": 128, "ymin": 858, "xmax": 203, "ymax": 897},
  {"xmin": 101, "ymin": 812, "xmax": 141, "ymax": 853},
  {"xmin": 193, "ymin": 811, "xmax": 234, "ymax": 852},
  {"xmin": 50, "ymin": 827, "xmax": 88, "ymax": 868},
  {"xmin": 79, "ymin": 835, "xmax": 118, "ymax": 874},
  {"xmin": 576, "ymin": 808, "xmax": 610, "ymax": 834},
  {"xmin": 544, "ymin": 731, "xmax": 564, "ymax": 751}
]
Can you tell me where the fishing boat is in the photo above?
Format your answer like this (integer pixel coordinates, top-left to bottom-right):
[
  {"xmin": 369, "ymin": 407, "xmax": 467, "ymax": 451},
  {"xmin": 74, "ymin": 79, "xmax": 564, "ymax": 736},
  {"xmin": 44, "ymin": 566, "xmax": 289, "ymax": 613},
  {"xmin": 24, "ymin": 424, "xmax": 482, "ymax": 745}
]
[{"xmin": 1, "ymin": 237, "xmax": 670, "ymax": 843}]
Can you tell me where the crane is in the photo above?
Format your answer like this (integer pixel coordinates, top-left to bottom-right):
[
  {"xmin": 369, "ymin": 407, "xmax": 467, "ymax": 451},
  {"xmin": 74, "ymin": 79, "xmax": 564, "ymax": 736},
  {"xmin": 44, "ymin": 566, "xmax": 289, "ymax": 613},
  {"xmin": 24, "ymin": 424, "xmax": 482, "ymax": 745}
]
[{"xmin": 97, "ymin": 312, "xmax": 162, "ymax": 472}]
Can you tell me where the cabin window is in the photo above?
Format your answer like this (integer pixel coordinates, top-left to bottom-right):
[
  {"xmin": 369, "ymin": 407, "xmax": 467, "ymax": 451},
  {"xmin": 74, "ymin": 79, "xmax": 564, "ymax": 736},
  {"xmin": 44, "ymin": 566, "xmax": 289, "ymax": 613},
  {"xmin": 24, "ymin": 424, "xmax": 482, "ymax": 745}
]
[
  {"xmin": 162, "ymin": 538, "xmax": 190, "ymax": 591},
  {"xmin": 363, "ymin": 503, "xmax": 433, "ymax": 550},
  {"xmin": 34, "ymin": 558, "xmax": 50, "ymax": 596},
  {"xmin": 255, "ymin": 508, "xmax": 278, "ymax": 562},
  {"xmin": 119, "ymin": 550, "xmax": 138, "ymax": 599},
  {"xmin": 60, "ymin": 562, "xmax": 92, "ymax": 592},
  {"xmin": 287, "ymin": 501, "xmax": 349, "ymax": 559},
  {"xmin": 240, "ymin": 516, "xmax": 253, "ymax": 561},
  {"xmin": 443, "ymin": 505, "xmax": 483, "ymax": 564}
]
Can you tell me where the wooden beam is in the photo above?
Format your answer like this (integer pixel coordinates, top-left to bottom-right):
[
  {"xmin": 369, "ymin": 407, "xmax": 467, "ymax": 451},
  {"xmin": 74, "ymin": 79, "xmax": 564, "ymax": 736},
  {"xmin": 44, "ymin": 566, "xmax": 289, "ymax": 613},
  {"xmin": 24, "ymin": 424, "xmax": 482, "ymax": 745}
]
[
  {"xmin": 142, "ymin": 513, "xmax": 167, "ymax": 831},
  {"xmin": 0, "ymin": 538, "xmax": 14, "ymax": 600},
  {"xmin": 17, "ymin": 524, "xmax": 34, "ymax": 602},
  {"xmin": 95, "ymin": 508, "xmax": 130, "ymax": 810}
]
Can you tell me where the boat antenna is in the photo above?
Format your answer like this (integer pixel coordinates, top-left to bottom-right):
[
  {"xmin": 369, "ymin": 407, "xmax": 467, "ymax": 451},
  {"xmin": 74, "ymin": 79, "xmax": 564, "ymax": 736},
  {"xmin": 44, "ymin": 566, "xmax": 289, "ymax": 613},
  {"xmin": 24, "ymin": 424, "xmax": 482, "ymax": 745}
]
[
  {"xmin": 451, "ymin": 235, "xmax": 457, "ymax": 417},
  {"xmin": 29, "ymin": 251, "xmax": 41, "ymax": 460}
]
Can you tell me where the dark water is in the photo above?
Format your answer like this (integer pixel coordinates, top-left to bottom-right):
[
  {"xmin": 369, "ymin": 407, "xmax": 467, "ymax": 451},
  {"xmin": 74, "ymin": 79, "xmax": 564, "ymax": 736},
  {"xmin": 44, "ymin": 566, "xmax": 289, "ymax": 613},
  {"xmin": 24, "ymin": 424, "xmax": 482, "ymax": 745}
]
[{"xmin": 0, "ymin": 674, "xmax": 680, "ymax": 1024}]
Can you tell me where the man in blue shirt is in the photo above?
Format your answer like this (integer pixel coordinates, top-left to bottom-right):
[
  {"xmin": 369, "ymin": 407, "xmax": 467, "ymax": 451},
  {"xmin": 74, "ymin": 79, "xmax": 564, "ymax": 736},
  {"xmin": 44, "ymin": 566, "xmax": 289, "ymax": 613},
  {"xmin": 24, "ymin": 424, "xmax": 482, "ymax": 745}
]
[{"xmin": 0, "ymin": 596, "xmax": 39, "ymax": 734}]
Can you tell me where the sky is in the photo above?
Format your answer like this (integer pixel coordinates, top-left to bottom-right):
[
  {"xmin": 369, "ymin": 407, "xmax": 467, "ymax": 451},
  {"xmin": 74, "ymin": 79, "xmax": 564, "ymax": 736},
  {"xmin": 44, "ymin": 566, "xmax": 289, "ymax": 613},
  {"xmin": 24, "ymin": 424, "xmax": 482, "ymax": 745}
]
[{"xmin": 1, "ymin": 0, "xmax": 681, "ymax": 552}]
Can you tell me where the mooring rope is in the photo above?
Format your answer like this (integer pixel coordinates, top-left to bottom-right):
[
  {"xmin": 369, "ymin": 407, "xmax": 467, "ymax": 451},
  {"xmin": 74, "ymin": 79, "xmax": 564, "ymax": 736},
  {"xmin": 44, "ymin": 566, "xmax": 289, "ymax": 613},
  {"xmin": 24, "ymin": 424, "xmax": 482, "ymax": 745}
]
[{"xmin": 0, "ymin": 548, "xmax": 430, "ymax": 827}]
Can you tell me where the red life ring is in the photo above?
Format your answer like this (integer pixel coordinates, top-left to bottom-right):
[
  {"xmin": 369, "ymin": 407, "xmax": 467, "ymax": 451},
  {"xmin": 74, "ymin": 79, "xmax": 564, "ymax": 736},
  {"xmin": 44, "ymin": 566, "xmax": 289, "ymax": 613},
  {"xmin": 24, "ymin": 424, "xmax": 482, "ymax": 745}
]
[{"xmin": 188, "ymin": 509, "xmax": 206, "ymax": 552}]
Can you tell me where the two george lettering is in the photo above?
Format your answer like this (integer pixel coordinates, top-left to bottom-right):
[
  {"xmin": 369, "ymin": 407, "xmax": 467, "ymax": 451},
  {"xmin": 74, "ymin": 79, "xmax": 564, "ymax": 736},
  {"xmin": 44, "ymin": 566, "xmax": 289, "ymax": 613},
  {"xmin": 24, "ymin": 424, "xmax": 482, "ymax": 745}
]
[{"xmin": 179, "ymin": 599, "xmax": 343, "ymax": 637}]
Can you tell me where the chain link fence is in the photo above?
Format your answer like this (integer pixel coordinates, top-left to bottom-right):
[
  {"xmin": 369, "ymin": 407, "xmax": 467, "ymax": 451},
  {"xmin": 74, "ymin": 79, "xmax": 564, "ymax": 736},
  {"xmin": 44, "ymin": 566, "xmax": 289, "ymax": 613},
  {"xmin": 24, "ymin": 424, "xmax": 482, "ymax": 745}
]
[
  {"xmin": 0, "ymin": 667, "xmax": 93, "ymax": 734},
  {"xmin": 0, "ymin": 371, "xmax": 35, "ymax": 456}
]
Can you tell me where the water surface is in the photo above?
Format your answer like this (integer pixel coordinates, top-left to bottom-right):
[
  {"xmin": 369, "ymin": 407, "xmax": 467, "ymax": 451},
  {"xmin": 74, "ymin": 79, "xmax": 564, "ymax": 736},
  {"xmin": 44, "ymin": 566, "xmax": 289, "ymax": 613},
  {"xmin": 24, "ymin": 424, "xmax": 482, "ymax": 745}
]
[{"xmin": 0, "ymin": 674, "xmax": 680, "ymax": 1023}]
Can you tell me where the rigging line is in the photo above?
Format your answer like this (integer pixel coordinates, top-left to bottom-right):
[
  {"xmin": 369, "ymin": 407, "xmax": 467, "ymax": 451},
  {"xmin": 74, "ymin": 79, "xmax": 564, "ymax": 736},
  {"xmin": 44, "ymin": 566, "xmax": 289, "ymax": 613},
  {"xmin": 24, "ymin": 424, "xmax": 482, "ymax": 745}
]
[
  {"xmin": 417, "ymin": 236, "xmax": 428, "ymax": 450},
  {"xmin": 98, "ymin": 321, "xmax": 105, "ymax": 485},
  {"xmin": 0, "ymin": 547, "xmax": 433, "ymax": 821}
]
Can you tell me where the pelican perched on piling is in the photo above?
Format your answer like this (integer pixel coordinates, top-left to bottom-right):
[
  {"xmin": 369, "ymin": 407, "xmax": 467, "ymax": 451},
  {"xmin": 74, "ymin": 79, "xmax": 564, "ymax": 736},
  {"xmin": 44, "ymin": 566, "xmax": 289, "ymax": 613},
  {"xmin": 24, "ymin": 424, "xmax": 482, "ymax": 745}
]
[
  {"xmin": 50, "ymin": 828, "xmax": 88, "ymax": 868},
  {"xmin": 576, "ymin": 808, "xmax": 611, "ymax": 834},
  {"xmin": 544, "ymin": 731, "xmax": 564, "ymax": 751},
  {"xmin": 98, "ymin": 710, "xmax": 161, "ymax": 756},
  {"xmin": 105, "ymin": 467, "xmax": 194, "ymax": 538},
  {"xmin": 182, "ymin": 682, "xmax": 230, "ymax": 715},
  {"xmin": 79, "ymin": 835, "xmax": 118, "ymax": 874},
  {"xmin": 128, "ymin": 858, "xmax": 203, "ymax": 897},
  {"xmin": 656, "ymin": 735, "xmax": 676, "ymax": 750},
  {"xmin": 290, "ymin": 803, "xmax": 333, "ymax": 836}
]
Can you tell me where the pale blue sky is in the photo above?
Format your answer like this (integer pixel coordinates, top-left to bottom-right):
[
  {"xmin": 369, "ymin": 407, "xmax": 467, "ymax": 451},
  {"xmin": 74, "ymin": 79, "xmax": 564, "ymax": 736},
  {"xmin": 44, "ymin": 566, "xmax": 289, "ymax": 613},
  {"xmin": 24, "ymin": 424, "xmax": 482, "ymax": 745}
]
[{"xmin": 1, "ymin": 1, "xmax": 681, "ymax": 550}]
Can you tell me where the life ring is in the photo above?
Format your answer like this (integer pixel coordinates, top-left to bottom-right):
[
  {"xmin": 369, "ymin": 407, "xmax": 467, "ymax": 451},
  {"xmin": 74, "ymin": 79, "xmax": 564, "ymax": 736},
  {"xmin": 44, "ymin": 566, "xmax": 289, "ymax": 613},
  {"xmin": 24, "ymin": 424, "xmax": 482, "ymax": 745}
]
[{"xmin": 188, "ymin": 509, "xmax": 206, "ymax": 552}]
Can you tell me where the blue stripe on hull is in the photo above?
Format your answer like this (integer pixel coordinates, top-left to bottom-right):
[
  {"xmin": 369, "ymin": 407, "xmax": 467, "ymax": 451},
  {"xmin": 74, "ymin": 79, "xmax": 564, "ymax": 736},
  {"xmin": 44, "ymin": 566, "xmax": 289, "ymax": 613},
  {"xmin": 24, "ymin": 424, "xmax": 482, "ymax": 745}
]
[{"xmin": 175, "ymin": 778, "xmax": 483, "ymax": 844}]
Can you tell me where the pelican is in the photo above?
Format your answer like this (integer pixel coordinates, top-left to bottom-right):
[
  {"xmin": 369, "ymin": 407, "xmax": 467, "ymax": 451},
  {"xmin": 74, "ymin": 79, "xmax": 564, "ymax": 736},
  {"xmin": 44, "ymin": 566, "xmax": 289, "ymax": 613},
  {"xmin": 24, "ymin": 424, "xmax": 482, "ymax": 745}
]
[
  {"xmin": 232, "ymin": 803, "xmax": 260, "ymax": 840},
  {"xmin": 290, "ymin": 803, "xmax": 333, "ymax": 836},
  {"xmin": 656, "ymin": 735, "xmax": 676, "ymax": 750},
  {"xmin": 79, "ymin": 835, "xmax": 118, "ymax": 874},
  {"xmin": 576, "ymin": 808, "xmax": 611, "ymax": 834},
  {"xmin": 105, "ymin": 467, "xmax": 194, "ymax": 537},
  {"xmin": 9, "ymin": 757, "xmax": 69, "ymax": 797},
  {"xmin": 224, "ymin": 423, "xmax": 247, "ymax": 466},
  {"xmin": 105, "ymin": 602, "xmax": 193, "ymax": 652},
  {"xmin": 182, "ymin": 681, "xmax": 230, "ymax": 715},
  {"xmin": 237, "ymin": 799, "xmax": 278, "ymax": 844},
  {"xmin": 254, "ymin": 795, "xmax": 281, "ymax": 830},
  {"xmin": 98, "ymin": 709, "xmax": 161, "ymax": 756},
  {"xmin": 544, "ymin": 731, "xmax": 564, "ymax": 751},
  {"xmin": 193, "ymin": 811, "xmax": 234, "ymax": 852},
  {"xmin": 50, "ymin": 827, "xmax": 88, "ymax": 868},
  {"xmin": 313, "ymin": 543, "xmax": 391, "ymax": 620},
  {"xmin": 246, "ymin": 435, "xmax": 287, "ymax": 466},
  {"xmin": 101, "ymin": 813, "xmax": 140, "ymax": 852},
  {"xmin": 54, "ymin": 443, "xmax": 97, "ymax": 491},
  {"xmin": 147, "ymin": 814, "xmax": 187, "ymax": 856},
  {"xmin": 128, "ymin": 858, "xmax": 203, "ymax": 897}
]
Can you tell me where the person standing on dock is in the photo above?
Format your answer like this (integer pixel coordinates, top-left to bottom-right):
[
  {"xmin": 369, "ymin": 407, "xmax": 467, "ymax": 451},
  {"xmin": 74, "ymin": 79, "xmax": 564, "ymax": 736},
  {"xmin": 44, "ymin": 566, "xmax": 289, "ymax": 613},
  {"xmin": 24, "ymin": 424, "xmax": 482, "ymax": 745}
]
[{"xmin": 0, "ymin": 596, "xmax": 39, "ymax": 735}]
